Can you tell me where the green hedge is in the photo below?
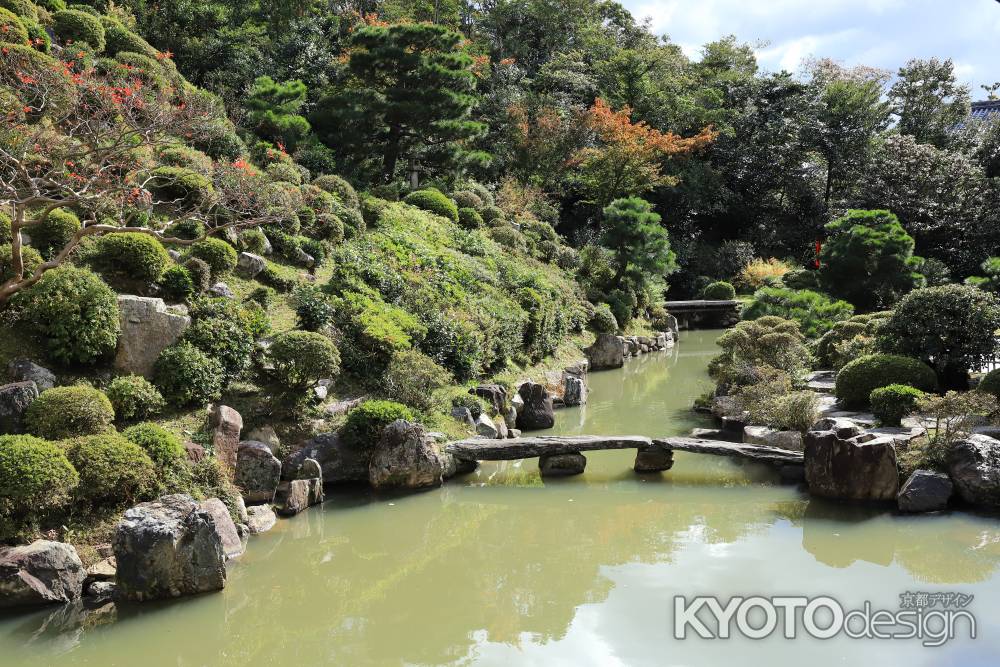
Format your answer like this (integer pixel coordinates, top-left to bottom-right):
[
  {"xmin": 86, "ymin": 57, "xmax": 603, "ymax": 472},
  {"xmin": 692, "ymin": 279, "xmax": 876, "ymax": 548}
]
[
  {"xmin": 267, "ymin": 330, "xmax": 340, "ymax": 389},
  {"xmin": 25, "ymin": 385, "xmax": 115, "ymax": 440},
  {"xmin": 52, "ymin": 9, "xmax": 105, "ymax": 52},
  {"xmin": 106, "ymin": 375, "xmax": 165, "ymax": 422},
  {"xmin": 835, "ymin": 354, "xmax": 937, "ymax": 408},
  {"xmin": 870, "ymin": 384, "xmax": 924, "ymax": 427},
  {"xmin": 404, "ymin": 189, "xmax": 458, "ymax": 223},
  {"xmin": 91, "ymin": 232, "xmax": 171, "ymax": 283},
  {"xmin": 0, "ymin": 435, "xmax": 78, "ymax": 535},
  {"xmin": 122, "ymin": 422, "xmax": 185, "ymax": 467},
  {"xmin": 702, "ymin": 281, "xmax": 736, "ymax": 300},
  {"xmin": 64, "ymin": 433, "xmax": 156, "ymax": 506},
  {"xmin": 153, "ymin": 342, "xmax": 224, "ymax": 407},
  {"xmin": 341, "ymin": 400, "xmax": 414, "ymax": 452}
]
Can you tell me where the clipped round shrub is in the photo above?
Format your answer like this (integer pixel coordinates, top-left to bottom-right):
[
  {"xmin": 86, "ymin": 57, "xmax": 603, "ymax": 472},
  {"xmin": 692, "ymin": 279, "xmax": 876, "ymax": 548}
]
[
  {"xmin": 64, "ymin": 433, "xmax": 156, "ymax": 506},
  {"xmin": 266, "ymin": 161, "xmax": 302, "ymax": 185},
  {"xmin": 452, "ymin": 190, "xmax": 484, "ymax": 211},
  {"xmin": 291, "ymin": 284, "xmax": 334, "ymax": 331},
  {"xmin": 15, "ymin": 266, "xmax": 120, "ymax": 364},
  {"xmin": 30, "ymin": 208, "xmax": 80, "ymax": 259},
  {"xmin": 458, "ymin": 207, "xmax": 484, "ymax": 229},
  {"xmin": 239, "ymin": 227, "xmax": 269, "ymax": 254},
  {"xmin": 106, "ymin": 375, "xmax": 165, "ymax": 422},
  {"xmin": 182, "ymin": 316, "xmax": 254, "ymax": 382},
  {"xmin": 783, "ymin": 268, "xmax": 820, "ymax": 290},
  {"xmin": 3, "ymin": 0, "xmax": 38, "ymax": 16},
  {"xmin": 0, "ymin": 242, "xmax": 42, "ymax": 282},
  {"xmin": 481, "ymin": 204, "xmax": 506, "ymax": 226},
  {"xmin": 122, "ymin": 422, "xmax": 184, "ymax": 467},
  {"xmin": 703, "ymin": 281, "xmax": 736, "ymax": 300},
  {"xmin": 246, "ymin": 285, "xmax": 275, "ymax": 309},
  {"xmin": 313, "ymin": 174, "xmax": 359, "ymax": 210},
  {"xmin": 0, "ymin": 434, "xmax": 78, "ymax": 527},
  {"xmin": 835, "ymin": 354, "xmax": 937, "ymax": 408},
  {"xmin": 24, "ymin": 19, "xmax": 51, "ymax": 53},
  {"xmin": 25, "ymin": 385, "xmax": 115, "ymax": 440},
  {"xmin": 488, "ymin": 225, "xmax": 527, "ymax": 253},
  {"xmin": 148, "ymin": 166, "xmax": 214, "ymax": 207},
  {"xmin": 980, "ymin": 369, "xmax": 1000, "ymax": 399},
  {"xmin": 341, "ymin": 400, "xmax": 415, "ymax": 452},
  {"xmin": 113, "ymin": 51, "xmax": 169, "ymax": 89},
  {"xmin": 90, "ymin": 232, "xmax": 171, "ymax": 283},
  {"xmin": 870, "ymin": 384, "xmax": 925, "ymax": 427},
  {"xmin": 312, "ymin": 213, "xmax": 344, "ymax": 243},
  {"xmin": 167, "ymin": 219, "xmax": 206, "ymax": 240},
  {"xmin": 159, "ymin": 264, "xmax": 195, "ymax": 302},
  {"xmin": 157, "ymin": 145, "xmax": 213, "ymax": 175},
  {"xmin": 381, "ymin": 349, "xmax": 451, "ymax": 413},
  {"xmin": 188, "ymin": 237, "xmax": 237, "ymax": 277},
  {"xmin": 268, "ymin": 330, "xmax": 340, "ymax": 389},
  {"xmin": 360, "ymin": 195, "xmax": 390, "ymax": 229},
  {"xmin": 152, "ymin": 342, "xmax": 224, "ymax": 407},
  {"xmin": 100, "ymin": 15, "xmax": 157, "ymax": 58},
  {"xmin": 183, "ymin": 257, "xmax": 211, "ymax": 293},
  {"xmin": 337, "ymin": 206, "xmax": 366, "ymax": 239},
  {"xmin": 52, "ymin": 9, "xmax": 105, "ymax": 52},
  {"xmin": 589, "ymin": 303, "xmax": 618, "ymax": 333},
  {"xmin": 404, "ymin": 189, "xmax": 458, "ymax": 222},
  {"xmin": 0, "ymin": 8, "xmax": 28, "ymax": 44}
]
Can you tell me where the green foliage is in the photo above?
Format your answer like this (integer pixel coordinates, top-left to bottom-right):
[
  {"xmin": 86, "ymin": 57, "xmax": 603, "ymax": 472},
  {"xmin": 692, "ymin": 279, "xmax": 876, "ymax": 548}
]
[
  {"xmin": 589, "ymin": 302, "xmax": 618, "ymax": 333},
  {"xmin": 0, "ymin": 9, "xmax": 27, "ymax": 46},
  {"xmin": 835, "ymin": 354, "xmax": 937, "ymax": 408},
  {"xmin": 113, "ymin": 51, "xmax": 170, "ymax": 90},
  {"xmin": 341, "ymin": 399, "xmax": 415, "ymax": 452},
  {"xmin": 404, "ymin": 189, "xmax": 459, "ymax": 222},
  {"xmin": 100, "ymin": 15, "xmax": 157, "ymax": 57},
  {"xmin": 711, "ymin": 317, "xmax": 811, "ymax": 388},
  {"xmin": 122, "ymin": 422, "xmax": 185, "ymax": 467},
  {"xmin": 458, "ymin": 207, "xmax": 484, "ymax": 229},
  {"xmin": 980, "ymin": 370, "xmax": 1000, "ymax": 399},
  {"xmin": 0, "ymin": 210, "xmax": 9, "ymax": 244},
  {"xmin": 870, "ymin": 384, "xmax": 924, "ymax": 427},
  {"xmin": 481, "ymin": 205, "xmax": 506, "ymax": 226},
  {"xmin": 182, "ymin": 314, "xmax": 255, "ymax": 383},
  {"xmin": 106, "ymin": 375, "xmax": 165, "ymax": 422},
  {"xmin": 815, "ymin": 312, "xmax": 892, "ymax": 369},
  {"xmin": 188, "ymin": 237, "xmax": 237, "ymax": 277},
  {"xmin": 733, "ymin": 369, "xmax": 819, "ymax": 432},
  {"xmin": 0, "ymin": 242, "xmax": 42, "ymax": 282},
  {"xmin": 819, "ymin": 210, "xmax": 924, "ymax": 311},
  {"xmin": 742, "ymin": 287, "xmax": 854, "ymax": 338},
  {"xmin": 599, "ymin": 198, "xmax": 676, "ymax": 317},
  {"xmin": 0, "ymin": 435, "xmax": 78, "ymax": 536},
  {"xmin": 246, "ymin": 285, "xmax": 275, "ymax": 310},
  {"xmin": 381, "ymin": 349, "xmax": 452, "ymax": 413},
  {"xmin": 333, "ymin": 290, "xmax": 427, "ymax": 375},
  {"xmin": 965, "ymin": 257, "xmax": 1000, "ymax": 293},
  {"xmin": 313, "ymin": 174, "xmax": 359, "ymax": 210},
  {"xmin": 159, "ymin": 264, "xmax": 195, "ymax": 302},
  {"xmin": 167, "ymin": 219, "xmax": 206, "ymax": 240},
  {"xmin": 266, "ymin": 330, "xmax": 340, "ymax": 390},
  {"xmin": 452, "ymin": 190, "xmax": 484, "ymax": 211},
  {"xmin": 148, "ymin": 166, "xmax": 215, "ymax": 207},
  {"xmin": 25, "ymin": 385, "xmax": 115, "ymax": 440},
  {"xmin": 15, "ymin": 266, "xmax": 120, "ymax": 365},
  {"xmin": 64, "ymin": 433, "xmax": 156, "ymax": 507},
  {"xmin": 878, "ymin": 285, "xmax": 1000, "ymax": 385},
  {"xmin": 903, "ymin": 391, "xmax": 1000, "ymax": 472},
  {"xmin": 90, "ymin": 232, "xmax": 171, "ymax": 284},
  {"xmin": 52, "ymin": 9, "xmax": 105, "ymax": 52},
  {"xmin": 702, "ymin": 281, "xmax": 736, "ymax": 300},
  {"xmin": 258, "ymin": 259, "xmax": 298, "ymax": 292},
  {"xmin": 157, "ymin": 145, "xmax": 213, "ymax": 175},
  {"xmin": 291, "ymin": 284, "xmax": 334, "ymax": 332},
  {"xmin": 239, "ymin": 228, "xmax": 269, "ymax": 254},
  {"xmin": 266, "ymin": 161, "xmax": 302, "ymax": 185},
  {"xmin": 152, "ymin": 342, "xmax": 224, "ymax": 407},
  {"xmin": 183, "ymin": 257, "xmax": 211, "ymax": 294},
  {"xmin": 29, "ymin": 208, "xmax": 80, "ymax": 259},
  {"xmin": 246, "ymin": 76, "xmax": 311, "ymax": 151}
]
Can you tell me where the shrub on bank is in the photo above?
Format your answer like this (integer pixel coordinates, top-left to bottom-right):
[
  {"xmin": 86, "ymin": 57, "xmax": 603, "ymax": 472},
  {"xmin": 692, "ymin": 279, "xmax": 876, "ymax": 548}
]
[
  {"xmin": 404, "ymin": 189, "xmax": 458, "ymax": 223},
  {"xmin": 182, "ymin": 316, "xmax": 255, "ymax": 383},
  {"xmin": 52, "ymin": 9, "xmax": 105, "ymax": 52},
  {"xmin": 835, "ymin": 354, "xmax": 937, "ymax": 408},
  {"xmin": 452, "ymin": 190, "xmax": 484, "ymax": 211},
  {"xmin": 183, "ymin": 257, "xmax": 211, "ymax": 294},
  {"xmin": 105, "ymin": 375, "xmax": 165, "ymax": 422},
  {"xmin": 702, "ymin": 281, "xmax": 736, "ymax": 300},
  {"xmin": 188, "ymin": 237, "xmax": 237, "ymax": 277},
  {"xmin": 30, "ymin": 208, "xmax": 80, "ymax": 259},
  {"xmin": 159, "ymin": 265, "xmax": 195, "ymax": 302},
  {"xmin": 148, "ymin": 166, "xmax": 215, "ymax": 208},
  {"xmin": 122, "ymin": 422, "xmax": 185, "ymax": 467},
  {"xmin": 267, "ymin": 330, "xmax": 340, "ymax": 390},
  {"xmin": 870, "ymin": 384, "xmax": 924, "ymax": 427},
  {"xmin": 26, "ymin": 385, "xmax": 115, "ymax": 440},
  {"xmin": 589, "ymin": 303, "xmax": 618, "ymax": 333},
  {"xmin": 980, "ymin": 369, "xmax": 1000, "ymax": 399},
  {"xmin": 313, "ymin": 174, "xmax": 359, "ymax": 210},
  {"xmin": 711, "ymin": 317, "xmax": 811, "ymax": 387},
  {"xmin": 90, "ymin": 232, "xmax": 171, "ymax": 284},
  {"xmin": 153, "ymin": 342, "xmax": 224, "ymax": 407},
  {"xmin": 0, "ymin": 435, "xmax": 78, "ymax": 536},
  {"xmin": 742, "ymin": 287, "xmax": 853, "ymax": 339},
  {"xmin": 458, "ymin": 207, "xmax": 484, "ymax": 229},
  {"xmin": 381, "ymin": 349, "xmax": 451, "ymax": 413},
  {"xmin": 64, "ymin": 433, "xmax": 156, "ymax": 506},
  {"xmin": 341, "ymin": 400, "xmax": 415, "ymax": 452},
  {"xmin": 0, "ymin": 243, "xmax": 42, "ymax": 282}
]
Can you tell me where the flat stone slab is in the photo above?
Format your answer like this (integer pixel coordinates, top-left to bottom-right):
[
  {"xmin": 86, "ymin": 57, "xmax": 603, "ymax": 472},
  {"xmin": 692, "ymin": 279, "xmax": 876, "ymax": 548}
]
[
  {"xmin": 806, "ymin": 370, "xmax": 836, "ymax": 392},
  {"xmin": 446, "ymin": 435, "xmax": 802, "ymax": 466}
]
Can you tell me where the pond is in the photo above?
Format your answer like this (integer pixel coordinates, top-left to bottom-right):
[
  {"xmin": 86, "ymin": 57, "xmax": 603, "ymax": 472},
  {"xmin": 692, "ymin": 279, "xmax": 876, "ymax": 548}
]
[{"xmin": 2, "ymin": 330, "xmax": 1000, "ymax": 666}]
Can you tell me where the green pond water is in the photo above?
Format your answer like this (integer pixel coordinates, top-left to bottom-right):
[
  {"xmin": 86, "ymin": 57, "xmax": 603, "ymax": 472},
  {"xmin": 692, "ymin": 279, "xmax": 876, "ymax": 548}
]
[{"xmin": 3, "ymin": 329, "xmax": 1000, "ymax": 666}]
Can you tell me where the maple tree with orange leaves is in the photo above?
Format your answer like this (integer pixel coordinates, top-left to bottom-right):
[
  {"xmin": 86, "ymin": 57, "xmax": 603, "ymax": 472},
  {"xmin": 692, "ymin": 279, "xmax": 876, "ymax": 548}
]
[{"xmin": 572, "ymin": 98, "xmax": 716, "ymax": 206}]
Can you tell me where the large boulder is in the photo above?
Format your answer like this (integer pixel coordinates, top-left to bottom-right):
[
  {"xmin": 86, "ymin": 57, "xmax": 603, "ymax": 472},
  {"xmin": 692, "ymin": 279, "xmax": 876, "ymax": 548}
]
[
  {"xmin": 234, "ymin": 441, "xmax": 281, "ymax": 504},
  {"xmin": 246, "ymin": 505, "xmax": 277, "ymax": 534},
  {"xmin": 277, "ymin": 478, "xmax": 323, "ymax": 516},
  {"xmin": 369, "ymin": 420, "xmax": 445, "ymax": 491},
  {"xmin": 114, "ymin": 296, "xmax": 190, "ymax": 377},
  {"xmin": 283, "ymin": 432, "xmax": 368, "ymax": 483},
  {"xmin": 0, "ymin": 541, "xmax": 86, "ymax": 609},
  {"xmin": 199, "ymin": 498, "xmax": 245, "ymax": 560},
  {"xmin": 208, "ymin": 282, "xmax": 236, "ymax": 299},
  {"xmin": 539, "ymin": 452, "xmax": 586, "ymax": 477},
  {"xmin": 948, "ymin": 435, "xmax": 1000, "ymax": 507},
  {"xmin": 207, "ymin": 404, "xmax": 243, "ymax": 475},
  {"xmin": 515, "ymin": 382, "xmax": 555, "ymax": 431},
  {"xmin": 584, "ymin": 334, "xmax": 625, "ymax": 370},
  {"xmin": 563, "ymin": 375, "xmax": 587, "ymax": 407},
  {"xmin": 743, "ymin": 426, "xmax": 804, "ymax": 452},
  {"xmin": 236, "ymin": 252, "xmax": 266, "ymax": 278},
  {"xmin": 469, "ymin": 384, "xmax": 507, "ymax": 414},
  {"xmin": 898, "ymin": 470, "xmax": 953, "ymax": 513},
  {"xmin": 7, "ymin": 358, "xmax": 56, "ymax": 392},
  {"xmin": 475, "ymin": 413, "xmax": 499, "ymax": 438},
  {"xmin": 0, "ymin": 381, "xmax": 38, "ymax": 435},
  {"xmin": 113, "ymin": 494, "xmax": 227, "ymax": 602},
  {"xmin": 804, "ymin": 431, "xmax": 899, "ymax": 501}
]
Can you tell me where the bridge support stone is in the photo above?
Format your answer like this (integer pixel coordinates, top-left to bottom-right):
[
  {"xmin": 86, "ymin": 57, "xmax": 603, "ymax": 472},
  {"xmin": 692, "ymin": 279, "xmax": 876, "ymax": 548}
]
[
  {"xmin": 539, "ymin": 452, "xmax": 586, "ymax": 477},
  {"xmin": 633, "ymin": 446, "xmax": 674, "ymax": 473}
]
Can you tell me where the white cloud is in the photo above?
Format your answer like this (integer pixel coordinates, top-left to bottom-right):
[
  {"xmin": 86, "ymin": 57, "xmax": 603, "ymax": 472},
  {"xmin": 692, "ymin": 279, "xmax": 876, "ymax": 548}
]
[{"xmin": 621, "ymin": 0, "xmax": 999, "ymax": 94}]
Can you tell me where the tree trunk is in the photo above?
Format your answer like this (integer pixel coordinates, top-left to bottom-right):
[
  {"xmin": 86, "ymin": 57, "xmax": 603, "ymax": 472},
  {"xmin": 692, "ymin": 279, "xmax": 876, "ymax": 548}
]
[{"xmin": 382, "ymin": 126, "xmax": 401, "ymax": 184}]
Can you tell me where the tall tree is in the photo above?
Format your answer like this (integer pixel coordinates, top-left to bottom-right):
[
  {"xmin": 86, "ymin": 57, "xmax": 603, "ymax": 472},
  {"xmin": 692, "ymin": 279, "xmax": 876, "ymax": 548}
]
[
  {"xmin": 889, "ymin": 58, "xmax": 971, "ymax": 149},
  {"xmin": 245, "ymin": 76, "xmax": 311, "ymax": 151},
  {"xmin": 313, "ymin": 22, "xmax": 485, "ymax": 184},
  {"xmin": 600, "ymin": 197, "xmax": 676, "ymax": 285}
]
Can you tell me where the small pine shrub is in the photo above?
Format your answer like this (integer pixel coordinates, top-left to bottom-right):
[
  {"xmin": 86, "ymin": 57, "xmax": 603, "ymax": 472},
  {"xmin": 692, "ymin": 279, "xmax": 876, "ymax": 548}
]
[
  {"xmin": 64, "ymin": 434, "xmax": 156, "ymax": 507},
  {"xmin": 267, "ymin": 330, "xmax": 340, "ymax": 390},
  {"xmin": 341, "ymin": 400, "xmax": 415, "ymax": 452},
  {"xmin": 188, "ymin": 237, "xmax": 237, "ymax": 277},
  {"xmin": 14, "ymin": 267, "xmax": 120, "ymax": 364},
  {"xmin": 870, "ymin": 384, "xmax": 924, "ymax": 427},
  {"xmin": 106, "ymin": 375, "xmax": 165, "ymax": 422},
  {"xmin": 159, "ymin": 265, "xmax": 195, "ymax": 302},
  {"xmin": 25, "ymin": 385, "xmax": 115, "ymax": 440},
  {"xmin": 152, "ymin": 342, "xmax": 224, "ymax": 407},
  {"xmin": 122, "ymin": 422, "xmax": 185, "ymax": 467},
  {"xmin": 183, "ymin": 257, "xmax": 211, "ymax": 294},
  {"xmin": 404, "ymin": 189, "xmax": 458, "ymax": 223},
  {"xmin": 458, "ymin": 207, "xmax": 484, "ymax": 229},
  {"xmin": 835, "ymin": 354, "xmax": 938, "ymax": 408},
  {"xmin": 702, "ymin": 281, "xmax": 736, "ymax": 300},
  {"xmin": 90, "ymin": 232, "xmax": 171, "ymax": 283},
  {"xmin": 313, "ymin": 174, "xmax": 359, "ymax": 210}
]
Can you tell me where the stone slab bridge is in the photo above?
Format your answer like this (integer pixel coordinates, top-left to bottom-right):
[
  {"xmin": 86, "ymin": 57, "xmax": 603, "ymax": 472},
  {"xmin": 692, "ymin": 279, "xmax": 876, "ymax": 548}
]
[
  {"xmin": 664, "ymin": 300, "xmax": 740, "ymax": 329},
  {"xmin": 445, "ymin": 435, "xmax": 802, "ymax": 477}
]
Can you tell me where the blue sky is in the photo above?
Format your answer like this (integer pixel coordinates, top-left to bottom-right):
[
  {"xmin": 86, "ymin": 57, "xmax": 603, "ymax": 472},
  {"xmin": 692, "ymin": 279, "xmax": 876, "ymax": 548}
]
[{"xmin": 621, "ymin": 0, "xmax": 1000, "ymax": 98}]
